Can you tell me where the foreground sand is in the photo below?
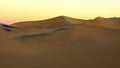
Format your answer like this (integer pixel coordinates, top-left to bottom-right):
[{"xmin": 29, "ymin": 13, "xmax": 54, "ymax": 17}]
[{"xmin": 0, "ymin": 16, "xmax": 120, "ymax": 68}]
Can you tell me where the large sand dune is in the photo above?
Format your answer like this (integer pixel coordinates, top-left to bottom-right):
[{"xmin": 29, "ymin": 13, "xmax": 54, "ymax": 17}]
[{"xmin": 0, "ymin": 16, "xmax": 120, "ymax": 68}]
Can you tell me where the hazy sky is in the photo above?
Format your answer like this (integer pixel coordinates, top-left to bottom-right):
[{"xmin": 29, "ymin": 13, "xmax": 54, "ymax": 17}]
[{"xmin": 0, "ymin": 0, "xmax": 120, "ymax": 24}]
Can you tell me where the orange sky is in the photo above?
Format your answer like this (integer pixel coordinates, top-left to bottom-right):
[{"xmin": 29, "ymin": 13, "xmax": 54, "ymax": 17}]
[{"xmin": 0, "ymin": 0, "xmax": 120, "ymax": 24}]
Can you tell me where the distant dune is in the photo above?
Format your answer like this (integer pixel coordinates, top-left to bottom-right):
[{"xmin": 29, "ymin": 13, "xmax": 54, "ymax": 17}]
[
  {"xmin": 12, "ymin": 16, "xmax": 120, "ymax": 29},
  {"xmin": 0, "ymin": 16, "xmax": 120, "ymax": 68}
]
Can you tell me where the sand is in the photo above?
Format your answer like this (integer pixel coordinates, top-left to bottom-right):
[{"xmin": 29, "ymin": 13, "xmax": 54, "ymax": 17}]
[{"xmin": 0, "ymin": 16, "xmax": 120, "ymax": 68}]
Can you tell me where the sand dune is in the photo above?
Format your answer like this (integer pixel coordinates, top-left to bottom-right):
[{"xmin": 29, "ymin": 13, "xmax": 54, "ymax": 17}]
[
  {"xmin": 0, "ymin": 16, "xmax": 120, "ymax": 68},
  {"xmin": 12, "ymin": 16, "xmax": 120, "ymax": 29},
  {"xmin": 0, "ymin": 23, "xmax": 17, "ymax": 38},
  {"xmin": 82, "ymin": 17, "xmax": 120, "ymax": 29}
]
